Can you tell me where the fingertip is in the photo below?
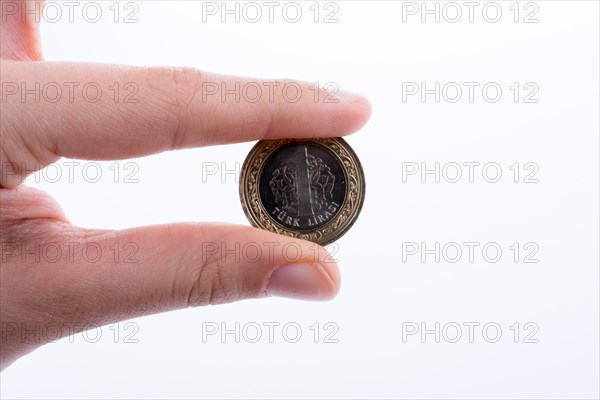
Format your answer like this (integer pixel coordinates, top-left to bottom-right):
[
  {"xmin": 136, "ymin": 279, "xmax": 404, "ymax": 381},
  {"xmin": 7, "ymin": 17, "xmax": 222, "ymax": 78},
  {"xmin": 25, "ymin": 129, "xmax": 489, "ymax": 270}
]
[
  {"xmin": 347, "ymin": 96, "xmax": 373, "ymax": 134},
  {"xmin": 220, "ymin": 226, "xmax": 342, "ymax": 301},
  {"xmin": 328, "ymin": 91, "xmax": 373, "ymax": 137},
  {"xmin": 266, "ymin": 261, "xmax": 341, "ymax": 301},
  {"xmin": 318, "ymin": 259, "xmax": 342, "ymax": 300},
  {"xmin": 335, "ymin": 89, "xmax": 372, "ymax": 111}
]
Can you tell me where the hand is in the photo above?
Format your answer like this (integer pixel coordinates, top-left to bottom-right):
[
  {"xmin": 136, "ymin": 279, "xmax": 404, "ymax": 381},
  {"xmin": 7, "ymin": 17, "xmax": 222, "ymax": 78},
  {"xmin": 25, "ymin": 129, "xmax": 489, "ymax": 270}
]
[{"xmin": 0, "ymin": 1, "xmax": 371, "ymax": 370}]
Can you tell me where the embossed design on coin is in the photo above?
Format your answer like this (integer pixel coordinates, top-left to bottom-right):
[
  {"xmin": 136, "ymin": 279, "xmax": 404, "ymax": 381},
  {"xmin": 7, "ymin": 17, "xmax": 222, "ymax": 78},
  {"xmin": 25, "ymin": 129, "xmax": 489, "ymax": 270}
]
[
  {"xmin": 261, "ymin": 142, "xmax": 345, "ymax": 230},
  {"xmin": 240, "ymin": 138, "xmax": 365, "ymax": 245}
]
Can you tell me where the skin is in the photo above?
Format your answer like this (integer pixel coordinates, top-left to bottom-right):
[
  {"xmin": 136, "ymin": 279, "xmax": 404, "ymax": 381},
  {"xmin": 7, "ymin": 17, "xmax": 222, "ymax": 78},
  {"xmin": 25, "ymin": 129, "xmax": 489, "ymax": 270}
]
[{"xmin": 0, "ymin": 1, "xmax": 372, "ymax": 370}]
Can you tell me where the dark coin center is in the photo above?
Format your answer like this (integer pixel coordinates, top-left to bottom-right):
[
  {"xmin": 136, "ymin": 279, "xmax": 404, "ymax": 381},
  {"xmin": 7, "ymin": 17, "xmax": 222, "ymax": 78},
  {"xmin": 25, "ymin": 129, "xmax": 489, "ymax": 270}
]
[{"xmin": 259, "ymin": 142, "xmax": 347, "ymax": 231}]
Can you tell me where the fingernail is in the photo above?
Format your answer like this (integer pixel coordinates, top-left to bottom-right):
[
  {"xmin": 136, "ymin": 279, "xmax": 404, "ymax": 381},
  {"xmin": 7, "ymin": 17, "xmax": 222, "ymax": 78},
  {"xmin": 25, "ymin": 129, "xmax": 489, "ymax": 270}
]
[
  {"xmin": 335, "ymin": 89, "xmax": 370, "ymax": 106},
  {"xmin": 266, "ymin": 263, "xmax": 338, "ymax": 301}
]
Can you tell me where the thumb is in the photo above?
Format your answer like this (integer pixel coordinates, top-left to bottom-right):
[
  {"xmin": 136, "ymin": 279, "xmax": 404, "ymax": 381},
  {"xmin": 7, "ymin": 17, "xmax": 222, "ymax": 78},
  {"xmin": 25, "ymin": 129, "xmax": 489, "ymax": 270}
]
[
  {"xmin": 0, "ymin": 0, "xmax": 45, "ymax": 60},
  {"xmin": 28, "ymin": 223, "xmax": 340, "ymax": 327}
]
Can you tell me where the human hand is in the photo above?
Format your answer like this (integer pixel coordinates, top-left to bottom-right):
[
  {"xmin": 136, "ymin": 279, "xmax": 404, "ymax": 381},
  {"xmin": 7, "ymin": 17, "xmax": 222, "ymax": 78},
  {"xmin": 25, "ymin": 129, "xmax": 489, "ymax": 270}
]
[{"xmin": 0, "ymin": 1, "xmax": 371, "ymax": 370}]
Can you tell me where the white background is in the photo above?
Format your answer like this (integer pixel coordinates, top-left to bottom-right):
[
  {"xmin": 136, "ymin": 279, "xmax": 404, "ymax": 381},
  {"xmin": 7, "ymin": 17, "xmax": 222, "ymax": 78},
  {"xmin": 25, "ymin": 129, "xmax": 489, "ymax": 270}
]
[{"xmin": 1, "ymin": 1, "xmax": 599, "ymax": 399}]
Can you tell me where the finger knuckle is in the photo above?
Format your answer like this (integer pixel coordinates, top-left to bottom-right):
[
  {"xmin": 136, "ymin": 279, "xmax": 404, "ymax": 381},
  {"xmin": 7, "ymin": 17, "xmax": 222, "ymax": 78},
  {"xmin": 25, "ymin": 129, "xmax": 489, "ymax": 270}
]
[
  {"xmin": 185, "ymin": 254, "xmax": 243, "ymax": 307},
  {"xmin": 142, "ymin": 66, "xmax": 204, "ymax": 149},
  {"xmin": 0, "ymin": 124, "xmax": 58, "ymax": 187}
]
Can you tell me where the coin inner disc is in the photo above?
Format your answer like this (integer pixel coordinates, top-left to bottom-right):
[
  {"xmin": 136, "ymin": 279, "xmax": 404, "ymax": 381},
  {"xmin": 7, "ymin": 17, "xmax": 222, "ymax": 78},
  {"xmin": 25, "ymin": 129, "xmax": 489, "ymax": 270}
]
[{"xmin": 258, "ymin": 142, "xmax": 347, "ymax": 231}]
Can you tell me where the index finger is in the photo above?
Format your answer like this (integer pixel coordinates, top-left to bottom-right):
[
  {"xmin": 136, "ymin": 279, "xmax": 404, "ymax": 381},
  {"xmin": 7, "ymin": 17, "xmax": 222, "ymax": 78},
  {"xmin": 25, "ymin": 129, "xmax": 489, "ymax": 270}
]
[{"xmin": 0, "ymin": 61, "xmax": 371, "ymax": 187}]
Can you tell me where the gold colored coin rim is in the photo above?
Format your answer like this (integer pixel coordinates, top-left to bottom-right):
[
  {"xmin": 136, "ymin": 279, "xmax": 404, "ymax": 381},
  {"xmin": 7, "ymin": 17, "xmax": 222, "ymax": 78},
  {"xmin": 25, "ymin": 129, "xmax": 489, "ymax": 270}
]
[{"xmin": 239, "ymin": 137, "xmax": 365, "ymax": 245}]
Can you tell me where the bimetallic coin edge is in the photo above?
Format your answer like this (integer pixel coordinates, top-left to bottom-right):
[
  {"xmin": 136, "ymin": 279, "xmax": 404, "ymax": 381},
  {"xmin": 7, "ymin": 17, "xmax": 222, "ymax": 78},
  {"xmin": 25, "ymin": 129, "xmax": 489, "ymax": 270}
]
[{"xmin": 239, "ymin": 138, "xmax": 365, "ymax": 246}]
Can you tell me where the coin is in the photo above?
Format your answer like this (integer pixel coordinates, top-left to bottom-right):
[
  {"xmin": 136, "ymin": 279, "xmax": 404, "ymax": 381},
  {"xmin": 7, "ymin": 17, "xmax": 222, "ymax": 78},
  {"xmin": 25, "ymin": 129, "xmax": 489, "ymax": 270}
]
[{"xmin": 239, "ymin": 137, "xmax": 365, "ymax": 245}]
